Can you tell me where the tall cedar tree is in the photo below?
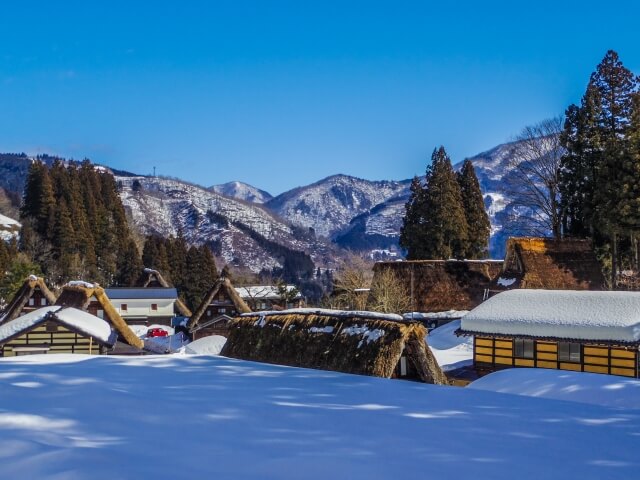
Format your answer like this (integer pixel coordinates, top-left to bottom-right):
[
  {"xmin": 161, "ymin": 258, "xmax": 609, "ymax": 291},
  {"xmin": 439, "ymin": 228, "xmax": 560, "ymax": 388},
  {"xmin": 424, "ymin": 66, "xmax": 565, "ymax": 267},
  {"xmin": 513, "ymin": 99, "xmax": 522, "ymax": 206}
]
[
  {"xmin": 457, "ymin": 160, "xmax": 490, "ymax": 258},
  {"xmin": 19, "ymin": 159, "xmax": 141, "ymax": 286},
  {"xmin": 560, "ymin": 50, "xmax": 640, "ymax": 285},
  {"xmin": 399, "ymin": 176, "xmax": 427, "ymax": 259},
  {"xmin": 401, "ymin": 147, "xmax": 468, "ymax": 259},
  {"xmin": 142, "ymin": 235, "xmax": 218, "ymax": 311}
]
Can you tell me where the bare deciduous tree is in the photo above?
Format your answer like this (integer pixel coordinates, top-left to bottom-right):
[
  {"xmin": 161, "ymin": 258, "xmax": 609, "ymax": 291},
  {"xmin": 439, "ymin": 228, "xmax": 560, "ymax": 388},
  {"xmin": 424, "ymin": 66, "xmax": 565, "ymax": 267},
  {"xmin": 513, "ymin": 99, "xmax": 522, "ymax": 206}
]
[
  {"xmin": 367, "ymin": 268, "xmax": 412, "ymax": 314},
  {"xmin": 329, "ymin": 255, "xmax": 374, "ymax": 311},
  {"xmin": 506, "ymin": 117, "xmax": 564, "ymax": 239}
]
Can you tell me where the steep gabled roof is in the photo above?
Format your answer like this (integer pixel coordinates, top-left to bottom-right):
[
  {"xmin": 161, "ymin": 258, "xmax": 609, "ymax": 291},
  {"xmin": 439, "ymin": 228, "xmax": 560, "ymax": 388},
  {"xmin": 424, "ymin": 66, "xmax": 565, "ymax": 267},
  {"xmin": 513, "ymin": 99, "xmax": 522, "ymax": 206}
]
[
  {"xmin": 187, "ymin": 277, "xmax": 251, "ymax": 330},
  {"xmin": 55, "ymin": 282, "xmax": 144, "ymax": 349},
  {"xmin": 0, "ymin": 306, "xmax": 117, "ymax": 347},
  {"xmin": 494, "ymin": 237, "xmax": 605, "ymax": 291},
  {"xmin": 136, "ymin": 268, "xmax": 192, "ymax": 317},
  {"xmin": 221, "ymin": 309, "xmax": 448, "ymax": 384},
  {"xmin": 0, "ymin": 275, "xmax": 57, "ymax": 325},
  {"xmin": 370, "ymin": 260, "xmax": 503, "ymax": 313}
]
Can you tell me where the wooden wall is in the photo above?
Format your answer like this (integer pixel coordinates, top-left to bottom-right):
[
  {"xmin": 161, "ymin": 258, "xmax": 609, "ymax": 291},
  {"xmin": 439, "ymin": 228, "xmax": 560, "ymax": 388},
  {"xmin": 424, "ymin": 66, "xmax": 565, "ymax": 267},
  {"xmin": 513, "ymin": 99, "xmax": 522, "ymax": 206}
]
[
  {"xmin": 474, "ymin": 336, "xmax": 638, "ymax": 378},
  {"xmin": 0, "ymin": 322, "xmax": 105, "ymax": 357}
]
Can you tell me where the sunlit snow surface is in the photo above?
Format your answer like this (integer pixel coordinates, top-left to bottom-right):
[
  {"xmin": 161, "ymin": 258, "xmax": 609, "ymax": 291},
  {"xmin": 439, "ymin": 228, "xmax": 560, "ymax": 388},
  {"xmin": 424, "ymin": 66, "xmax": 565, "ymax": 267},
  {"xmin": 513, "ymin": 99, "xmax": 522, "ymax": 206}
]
[{"xmin": 0, "ymin": 354, "xmax": 639, "ymax": 479}]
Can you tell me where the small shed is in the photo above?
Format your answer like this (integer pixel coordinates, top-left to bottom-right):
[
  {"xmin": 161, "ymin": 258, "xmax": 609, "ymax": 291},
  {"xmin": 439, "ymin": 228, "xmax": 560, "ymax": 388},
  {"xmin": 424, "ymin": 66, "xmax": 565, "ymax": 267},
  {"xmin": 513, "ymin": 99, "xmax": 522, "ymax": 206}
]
[
  {"xmin": 188, "ymin": 277, "xmax": 251, "ymax": 339},
  {"xmin": 456, "ymin": 289, "xmax": 640, "ymax": 378},
  {"xmin": 55, "ymin": 281, "xmax": 144, "ymax": 351},
  {"xmin": 221, "ymin": 308, "xmax": 448, "ymax": 384},
  {"xmin": 0, "ymin": 275, "xmax": 57, "ymax": 325},
  {"xmin": 491, "ymin": 237, "xmax": 605, "ymax": 292},
  {"xmin": 0, "ymin": 306, "xmax": 117, "ymax": 357}
]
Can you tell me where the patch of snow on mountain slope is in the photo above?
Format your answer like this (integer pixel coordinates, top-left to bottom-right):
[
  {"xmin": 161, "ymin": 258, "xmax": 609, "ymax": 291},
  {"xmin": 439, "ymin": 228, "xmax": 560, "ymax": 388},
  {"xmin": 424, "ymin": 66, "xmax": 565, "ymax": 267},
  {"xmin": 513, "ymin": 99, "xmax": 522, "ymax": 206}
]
[
  {"xmin": 210, "ymin": 181, "xmax": 273, "ymax": 204},
  {"xmin": 116, "ymin": 176, "xmax": 321, "ymax": 272}
]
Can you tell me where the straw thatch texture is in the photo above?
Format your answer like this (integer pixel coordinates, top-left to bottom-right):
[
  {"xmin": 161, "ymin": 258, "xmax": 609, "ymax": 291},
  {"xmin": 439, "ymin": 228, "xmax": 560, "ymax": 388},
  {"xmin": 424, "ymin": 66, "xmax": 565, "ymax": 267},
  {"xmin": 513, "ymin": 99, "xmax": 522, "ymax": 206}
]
[
  {"xmin": 136, "ymin": 268, "xmax": 192, "ymax": 317},
  {"xmin": 0, "ymin": 276, "xmax": 57, "ymax": 325},
  {"xmin": 55, "ymin": 283, "xmax": 144, "ymax": 349},
  {"xmin": 370, "ymin": 260, "xmax": 503, "ymax": 313},
  {"xmin": 221, "ymin": 310, "xmax": 448, "ymax": 385},
  {"xmin": 496, "ymin": 237, "xmax": 605, "ymax": 291},
  {"xmin": 187, "ymin": 277, "xmax": 251, "ymax": 330}
]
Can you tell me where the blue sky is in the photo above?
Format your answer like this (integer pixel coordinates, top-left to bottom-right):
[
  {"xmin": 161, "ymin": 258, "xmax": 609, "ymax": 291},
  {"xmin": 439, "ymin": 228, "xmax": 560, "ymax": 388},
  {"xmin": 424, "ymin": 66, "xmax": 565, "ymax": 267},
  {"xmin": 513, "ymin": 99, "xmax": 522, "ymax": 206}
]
[{"xmin": 0, "ymin": 1, "xmax": 638, "ymax": 194}]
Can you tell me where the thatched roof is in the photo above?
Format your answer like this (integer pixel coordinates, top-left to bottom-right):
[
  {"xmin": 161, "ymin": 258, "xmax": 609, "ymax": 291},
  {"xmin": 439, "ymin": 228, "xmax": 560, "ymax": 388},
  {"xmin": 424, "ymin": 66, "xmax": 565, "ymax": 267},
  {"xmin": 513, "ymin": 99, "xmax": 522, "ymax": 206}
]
[
  {"xmin": 493, "ymin": 237, "xmax": 605, "ymax": 291},
  {"xmin": 0, "ymin": 275, "xmax": 57, "ymax": 326},
  {"xmin": 221, "ymin": 309, "xmax": 448, "ymax": 385},
  {"xmin": 136, "ymin": 268, "xmax": 192, "ymax": 317},
  {"xmin": 55, "ymin": 282, "xmax": 144, "ymax": 349},
  {"xmin": 370, "ymin": 260, "xmax": 503, "ymax": 313},
  {"xmin": 187, "ymin": 277, "xmax": 251, "ymax": 330}
]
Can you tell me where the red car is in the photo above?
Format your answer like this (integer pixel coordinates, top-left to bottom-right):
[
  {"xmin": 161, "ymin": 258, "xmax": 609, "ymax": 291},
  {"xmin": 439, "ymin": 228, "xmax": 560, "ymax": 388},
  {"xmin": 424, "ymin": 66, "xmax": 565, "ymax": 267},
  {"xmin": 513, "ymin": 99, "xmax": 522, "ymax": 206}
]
[{"xmin": 147, "ymin": 328, "xmax": 169, "ymax": 338}]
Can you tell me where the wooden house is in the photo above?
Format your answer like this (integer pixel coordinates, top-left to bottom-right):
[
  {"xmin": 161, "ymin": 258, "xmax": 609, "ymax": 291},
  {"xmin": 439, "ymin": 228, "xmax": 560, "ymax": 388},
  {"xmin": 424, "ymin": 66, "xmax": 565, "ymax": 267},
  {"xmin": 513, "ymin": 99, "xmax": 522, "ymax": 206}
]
[
  {"xmin": 0, "ymin": 275, "xmax": 57, "ymax": 325},
  {"xmin": 135, "ymin": 268, "xmax": 192, "ymax": 318},
  {"xmin": 55, "ymin": 282, "xmax": 144, "ymax": 351},
  {"xmin": 369, "ymin": 260, "xmax": 503, "ymax": 326},
  {"xmin": 187, "ymin": 277, "xmax": 251, "ymax": 339},
  {"xmin": 104, "ymin": 287, "xmax": 179, "ymax": 326},
  {"xmin": 221, "ymin": 309, "xmax": 448, "ymax": 384},
  {"xmin": 235, "ymin": 284, "xmax": 304, "ymax": 311},
  {"xmin": 456, "ymin": 289, "xmax": 640, "ymax": 378},
  {"xmin": 0, "ymin": 306, "xmax": 116, "ymax": 357},
  {"xmin": 490, "ymin": 237, "xmax": 605, "ymax": 293}
]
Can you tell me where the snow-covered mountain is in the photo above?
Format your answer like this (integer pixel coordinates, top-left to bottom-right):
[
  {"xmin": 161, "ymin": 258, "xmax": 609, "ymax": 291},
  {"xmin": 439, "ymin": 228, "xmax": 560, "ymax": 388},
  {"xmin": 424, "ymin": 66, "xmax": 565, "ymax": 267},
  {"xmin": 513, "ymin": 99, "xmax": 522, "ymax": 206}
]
[
  {"xmin": 117, "ymin": 176, "xmax": 340, "ymax": 272},
  {"xmin": 210, "ymin": 181, "xmax": 273, "ymax": 204},
  {"xmin": 266, "ymin": 174, "xmax": 410, "ymax": 239}
]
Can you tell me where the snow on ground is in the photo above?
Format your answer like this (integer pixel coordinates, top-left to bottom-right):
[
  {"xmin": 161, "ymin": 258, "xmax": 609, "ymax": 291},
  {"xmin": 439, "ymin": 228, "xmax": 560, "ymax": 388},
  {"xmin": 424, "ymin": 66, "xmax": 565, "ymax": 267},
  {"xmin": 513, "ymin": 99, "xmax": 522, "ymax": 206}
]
[
  {"xmin": 469, "ymin": 368, "xmax": 640, "ymax": 409},
  {"xmin": 0, "ymin": 354, "xmax": 638, "ymax": 479},
  {"xmin": 184, "ymin": 335, "xmax": 227, "ymax": 355},
  {"xmin": 427, "ymin": 319, "xmax": 473, "ymax": 371}
]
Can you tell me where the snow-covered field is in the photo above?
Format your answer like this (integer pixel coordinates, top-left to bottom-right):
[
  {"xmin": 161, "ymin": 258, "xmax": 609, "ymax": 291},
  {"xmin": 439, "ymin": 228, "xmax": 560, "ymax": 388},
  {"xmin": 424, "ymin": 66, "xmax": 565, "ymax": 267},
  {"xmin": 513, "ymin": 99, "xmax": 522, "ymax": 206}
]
[
  {"xmin": 1, "ymin": 354, "xmax": 638, "ymax": 479},
  {"xmin": 428, "ymin": 319, "xmax": 474, "ymax": 371},
  {"xmin": 470, "ymin": 368, "xmax": 640, "ymax": 409}
]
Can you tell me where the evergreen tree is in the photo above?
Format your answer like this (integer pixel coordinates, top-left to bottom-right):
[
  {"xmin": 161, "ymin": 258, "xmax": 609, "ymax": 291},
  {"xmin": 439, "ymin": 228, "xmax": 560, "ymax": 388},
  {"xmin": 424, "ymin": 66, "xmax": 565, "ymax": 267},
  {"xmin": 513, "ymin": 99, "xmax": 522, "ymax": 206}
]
[
  {"xmin": 420, "ymin": 147, "xmax": 468, "ymax": 259},
  {"xmin": 457, "ymin": 160, "xmax": 490, "ymax": 258},
  {"xmin": 115, "ymin": 239, "xmax": 143, "ymax": 286},
  {"xmin": 21, "ymin": 162, "xmax": 55, "ymax": 238},
  {"xmin": 560, "ymin": 83, "xmax": 603, "ymax": 237},
  {"xmin": 399, "ymin": 176, "xmax": 427, "ymax": 259}
]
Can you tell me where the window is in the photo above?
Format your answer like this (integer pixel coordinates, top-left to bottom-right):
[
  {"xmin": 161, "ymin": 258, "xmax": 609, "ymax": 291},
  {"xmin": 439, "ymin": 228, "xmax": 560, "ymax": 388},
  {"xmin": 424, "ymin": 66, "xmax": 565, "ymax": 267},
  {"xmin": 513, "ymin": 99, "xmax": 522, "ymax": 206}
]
[
  {"xmin": 514, "ymin": 339, "xmax": 534, "ymax": 359},
  {"xmin": 219, "ymin": 308, "xmax": 226, "ymax": 314},
  {"xmin": 121, "ymin": 304, "xmax": 128, "ymax": 312},
  {"xmin": 207, "ymin": 310, "xmax": 212, "ymax": 317},
  {"xmin": 46, "ymin": 322, "xmax": 58, "ymax": 332},
  {"xmin": 41, "ymin": 298, "xmax": 47, "ymax": 306},
  {"xmin": 28, "ymin": 298, "xmax": 35, "ymax": 306},
  {"xmin": 97, "ymin": 310, "xmax": 104, "ymax": 319},
  {"xmin": 559, "ymin": 342, "xmax": 581, "ymax": 363},
  {"xmin": 151, "ymin": 304, "xmax": 158, "ymax": 311}
]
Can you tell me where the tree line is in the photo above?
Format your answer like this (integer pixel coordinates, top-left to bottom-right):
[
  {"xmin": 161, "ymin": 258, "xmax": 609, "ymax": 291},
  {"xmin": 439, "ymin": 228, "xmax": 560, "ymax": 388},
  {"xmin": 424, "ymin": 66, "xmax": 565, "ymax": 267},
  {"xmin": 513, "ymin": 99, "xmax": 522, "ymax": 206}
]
[{"xmin": 400, "ymin": 147, "xmax": 490, "ymax": 260}]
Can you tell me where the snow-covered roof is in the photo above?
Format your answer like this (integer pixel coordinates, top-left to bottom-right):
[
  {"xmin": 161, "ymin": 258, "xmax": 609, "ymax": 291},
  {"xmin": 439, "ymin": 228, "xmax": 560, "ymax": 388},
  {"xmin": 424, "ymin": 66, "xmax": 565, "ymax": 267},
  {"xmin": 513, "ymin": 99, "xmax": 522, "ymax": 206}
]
[
  {"xmin": 403, "ymin": 310, "xmax": 469, "ymax": 321},
  {"xmin": 0, "ymin": 306, "xmax": 116, "ymax": 346},
  {"xmin": 55, "ymin": 308, "xmax": 116, "ymax": 345},
  {"xmin": 460, "ymin": 289, "xmax": 640, "ymax": 344},
  {"xmin": 235, "ymin": 285, "xmax": 302, "ymax": 300},
  {"xmin": 66, "ymin": 280, "xmax": 97, "ymax": 289},
  {"xmin": 241, "ymin": 308, "xmax": 404, "ymax": 322}
]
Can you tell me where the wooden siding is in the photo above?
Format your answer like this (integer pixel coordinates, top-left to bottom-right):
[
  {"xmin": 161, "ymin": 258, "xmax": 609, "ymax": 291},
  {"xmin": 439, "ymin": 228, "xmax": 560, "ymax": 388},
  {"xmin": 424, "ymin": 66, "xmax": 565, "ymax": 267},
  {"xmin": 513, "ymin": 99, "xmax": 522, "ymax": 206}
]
[
  {"xmin": 473, "ymin": 336, "xmax": 638, "ymax": 378},
  {"xmin": 0, "ymin": 322, "xmax": 105, "ymax": 357}
]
